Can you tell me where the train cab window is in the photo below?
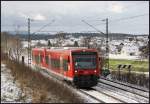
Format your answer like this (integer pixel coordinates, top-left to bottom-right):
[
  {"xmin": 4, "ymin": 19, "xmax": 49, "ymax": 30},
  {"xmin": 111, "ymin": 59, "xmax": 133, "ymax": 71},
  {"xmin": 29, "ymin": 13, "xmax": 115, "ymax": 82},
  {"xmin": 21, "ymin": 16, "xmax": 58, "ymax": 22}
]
[
  {"xmin": 45, "ymin": 56, "xmax": 49, "ymax": 65},
  {"xmin": 63, "ymin": 59, "xmax": 68, "ymax": 71}
]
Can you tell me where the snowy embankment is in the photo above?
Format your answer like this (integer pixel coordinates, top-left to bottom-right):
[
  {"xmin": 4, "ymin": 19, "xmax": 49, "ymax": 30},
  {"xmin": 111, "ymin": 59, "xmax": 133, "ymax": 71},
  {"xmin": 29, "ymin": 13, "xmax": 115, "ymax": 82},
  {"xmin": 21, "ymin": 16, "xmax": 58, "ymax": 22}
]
[{"xmin": 1, "ymin": 63, "xmax": 31, "ymax": 103}]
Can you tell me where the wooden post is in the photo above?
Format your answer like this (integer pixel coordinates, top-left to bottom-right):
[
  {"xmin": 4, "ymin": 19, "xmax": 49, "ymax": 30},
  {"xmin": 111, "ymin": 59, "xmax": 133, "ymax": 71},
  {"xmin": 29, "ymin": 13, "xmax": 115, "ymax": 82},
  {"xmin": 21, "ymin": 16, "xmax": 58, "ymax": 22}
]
[
  {"xmin": 118, "ymin": 64, "xmax": 122, "ymax": 81},
  {"xmin": 128, "ymin": 65, "xmax": 132, "ymax": 82},
  {"xmin": 22, "ymin": 56, "xmax": 24, "ymax": 64}
]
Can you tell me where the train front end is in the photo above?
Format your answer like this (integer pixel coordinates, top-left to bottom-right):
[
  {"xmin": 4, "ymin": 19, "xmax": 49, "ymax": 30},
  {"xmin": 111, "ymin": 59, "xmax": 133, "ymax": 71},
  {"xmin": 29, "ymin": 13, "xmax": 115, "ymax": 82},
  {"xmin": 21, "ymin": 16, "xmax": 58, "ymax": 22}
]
[{"xmin": 72, "ymin": 49, "xmax": 100, "ymax": 88}]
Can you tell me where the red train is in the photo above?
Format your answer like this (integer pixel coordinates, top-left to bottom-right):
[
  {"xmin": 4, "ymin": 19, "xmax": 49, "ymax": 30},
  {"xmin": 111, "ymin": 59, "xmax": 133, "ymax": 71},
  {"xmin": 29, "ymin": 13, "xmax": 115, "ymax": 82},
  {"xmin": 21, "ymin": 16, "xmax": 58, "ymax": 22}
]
[{"xmin": 32, "ymin": 47, "xmax": 101, "ymax": 87}]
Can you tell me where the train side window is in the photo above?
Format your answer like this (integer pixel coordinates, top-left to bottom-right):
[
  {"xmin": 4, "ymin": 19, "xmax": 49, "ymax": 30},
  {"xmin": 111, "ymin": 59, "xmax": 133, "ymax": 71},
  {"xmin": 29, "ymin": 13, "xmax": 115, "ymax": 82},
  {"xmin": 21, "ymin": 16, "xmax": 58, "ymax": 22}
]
[
  {"xmin": 45, "ymin": 56, "xmax": 49, "ymax": 65},
  {"xmin": 56, "ymin": 59, "xmax": 60, "ymax": 68},
  {"xmin": 51, "ymin": 59, "xmax": 54, "ymax": 68},
  {"xmin": 48, "ymin": 56, "xmax": 51, "ymax": 67},
  {"xmin": 40, "ymin": 55, "xmax": 43, "ymax": 63},
  {"xmin": 51, "ymin": 59, "xmax": 60, "ymax": 69},
  {"xmin": 35, "ymin": 55, "xmax": 39, "ymax": 64},
  {"xmin": 32, "ymin": 53, "xmax": 34, "ymax": 61},
  {"xmin": 32, "ymin": 55, "xmax": 34, "ymax": 61},
  {"xmin": 63, "ymin": 59, "xmax": 68, "ymax": 71}
]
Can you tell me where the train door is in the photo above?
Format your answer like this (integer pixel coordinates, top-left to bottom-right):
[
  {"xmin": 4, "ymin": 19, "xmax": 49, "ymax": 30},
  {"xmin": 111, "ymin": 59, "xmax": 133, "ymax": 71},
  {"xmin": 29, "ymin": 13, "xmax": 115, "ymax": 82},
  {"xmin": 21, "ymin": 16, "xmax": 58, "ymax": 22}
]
[
  {"xmin": 60, "ymin": 55, "xmax": 64, "ymax": 76},
  {"xmin": 63, "ymin": 55, "xmax": 70, "ymax": 78},
  {"xmin": 48, "ymin": 54, "xmax": 51, "ymax": 69}
]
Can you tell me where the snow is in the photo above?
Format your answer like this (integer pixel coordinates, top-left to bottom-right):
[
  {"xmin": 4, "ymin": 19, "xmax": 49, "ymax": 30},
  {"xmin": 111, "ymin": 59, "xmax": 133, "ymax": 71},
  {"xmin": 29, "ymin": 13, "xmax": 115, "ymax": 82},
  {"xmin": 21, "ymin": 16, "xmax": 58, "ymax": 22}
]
[
  {"xmin": 21, "ymin": 35, "xmax": 148, "ymax": 61},
  {"xmin": 98, "ymin": 78, "xmax": 149, "ymax": 103},
  {"xmin": 94, "ymin": 86, "xmax": 138, "ymax": 103},
  {"xmin": 75, "ymin": 90, "xmax": 100, "ymax": 103},
  {"xmin": 109, "ymin": 54, "xmax": 140, "ymax": 60},
  {"xmin": 1, "ymin": 63, "xmax": 32, "ymax": 103},
  {"xmin": 80, "ymin": 89, "xmax": 122, "ymax": 103}
]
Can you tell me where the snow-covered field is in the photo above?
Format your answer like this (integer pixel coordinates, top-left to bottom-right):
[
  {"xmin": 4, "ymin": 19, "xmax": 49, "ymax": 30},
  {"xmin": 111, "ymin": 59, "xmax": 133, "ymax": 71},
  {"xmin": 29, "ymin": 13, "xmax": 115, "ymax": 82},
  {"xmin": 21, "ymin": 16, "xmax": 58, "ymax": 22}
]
[
  {"xmin": 21, "ymin": 35, "xmax": 148, "ymax": 61},
  {"xmin": 1, "ymin": 63, "xmax": 31, "ymax": 103},
  {"xmin": 109, "ymin": 54, "xmax": 140, "ymax": 60}
]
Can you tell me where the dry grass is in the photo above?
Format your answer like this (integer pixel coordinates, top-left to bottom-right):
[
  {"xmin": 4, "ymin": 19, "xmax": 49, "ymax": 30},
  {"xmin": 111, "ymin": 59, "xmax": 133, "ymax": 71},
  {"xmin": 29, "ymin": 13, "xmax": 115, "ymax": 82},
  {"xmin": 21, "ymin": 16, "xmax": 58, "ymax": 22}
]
[
  {"xmin": 1, "ymin": 52, "xmax": 84, "ymax": 103},
  {"xmin": 111, "ymin": 70, "xmax": 149, "ymax": 88}
]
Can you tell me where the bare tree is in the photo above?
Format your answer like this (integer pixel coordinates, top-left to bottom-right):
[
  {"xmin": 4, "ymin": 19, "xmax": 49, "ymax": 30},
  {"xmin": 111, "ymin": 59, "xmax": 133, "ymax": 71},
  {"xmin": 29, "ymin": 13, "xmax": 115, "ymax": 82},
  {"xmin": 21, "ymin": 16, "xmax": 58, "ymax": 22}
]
[
  {"xmin": 48, "ymin": 40, "xmax": 52, "ymax": 49},
  {"xmin": 74, "ymin": 41, "xmax": 79, "ymax": 47},
  {"xmin": 116, "ymin": 44, "xmax": 123, "ymax": 54},
  {"xmin": 1, "ymin": 31, "xmax": 24, "ymax": 61},
  {"xmin": 9, "ymin": 36, "xmax": 23, "ymax": 61},
  {"xmin": 139, "ymin": 43, "xmax": 149, "ymax": 60},
  {"xmin": 80, "ymin": 36, "xmax": 93, "ymax": 48},
  {"xmin": 55, "ymin": 32, "xmax": 66, "ymax": 47},
  {"xmin": 1, "ymin": 32, "xmax": 9, "ymax": 53}
]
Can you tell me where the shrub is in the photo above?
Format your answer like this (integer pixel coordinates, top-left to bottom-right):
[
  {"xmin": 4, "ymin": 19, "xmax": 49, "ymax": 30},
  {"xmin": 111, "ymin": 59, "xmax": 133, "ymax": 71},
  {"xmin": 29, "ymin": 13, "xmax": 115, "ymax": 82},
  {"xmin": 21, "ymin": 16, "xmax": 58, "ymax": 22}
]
[{"xmin": 110, "ymin": 70, "xmax": 149, "ymax": 88}]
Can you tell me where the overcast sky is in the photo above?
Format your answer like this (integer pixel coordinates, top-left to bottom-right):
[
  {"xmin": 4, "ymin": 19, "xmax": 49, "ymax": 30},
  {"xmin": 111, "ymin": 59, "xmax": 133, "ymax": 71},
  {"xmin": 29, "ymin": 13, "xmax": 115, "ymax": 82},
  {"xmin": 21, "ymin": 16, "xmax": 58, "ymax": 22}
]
[{"xmin": 1, "ymin": 1, "xmax": 149, "ymax": 34}]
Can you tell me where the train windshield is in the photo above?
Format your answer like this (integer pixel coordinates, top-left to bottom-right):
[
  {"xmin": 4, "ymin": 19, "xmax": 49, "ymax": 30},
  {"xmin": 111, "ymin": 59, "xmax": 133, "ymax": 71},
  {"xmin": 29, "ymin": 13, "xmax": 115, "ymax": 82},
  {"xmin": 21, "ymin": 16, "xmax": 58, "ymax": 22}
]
[{"xmin": 73, "ymin": 52, "xmax": 97, "ymax": 69}]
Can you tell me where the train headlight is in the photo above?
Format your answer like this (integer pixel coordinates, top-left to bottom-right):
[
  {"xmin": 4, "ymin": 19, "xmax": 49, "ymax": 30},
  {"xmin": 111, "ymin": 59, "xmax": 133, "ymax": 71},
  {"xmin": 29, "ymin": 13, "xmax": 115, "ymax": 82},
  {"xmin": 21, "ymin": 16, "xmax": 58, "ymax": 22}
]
[
  {"xmin": 94, "ymin": 70, "xmax": 97, "ymax": 73},
  {"xmin": 75, "ymin": 70, "xmax": 77, "ymax": 73}
]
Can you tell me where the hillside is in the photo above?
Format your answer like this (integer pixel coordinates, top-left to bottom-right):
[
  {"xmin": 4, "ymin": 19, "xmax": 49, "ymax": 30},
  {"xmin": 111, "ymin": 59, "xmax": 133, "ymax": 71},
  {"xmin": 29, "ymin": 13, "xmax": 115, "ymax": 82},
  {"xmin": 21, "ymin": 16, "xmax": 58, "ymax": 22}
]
[{"xmin": 4, "ymin": 31, "xmax": 148, "ymax": 40}]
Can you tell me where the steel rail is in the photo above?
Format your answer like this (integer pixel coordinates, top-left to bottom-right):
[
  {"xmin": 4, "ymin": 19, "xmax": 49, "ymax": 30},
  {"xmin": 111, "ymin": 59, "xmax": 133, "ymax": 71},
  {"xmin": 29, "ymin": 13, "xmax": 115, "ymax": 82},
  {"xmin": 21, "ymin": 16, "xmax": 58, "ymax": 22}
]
[
  {"xmin": 79, "ymin": 89, "xmax": 105, "ymax": 103},
  {"xmin": 99, "ymin": 77, "xmax": 149, "ymax": 92},
  {"xmin": 91, "ymin": 88, "xmax": 127, "ymax": 103},
  {"xmin": 98, "ymin": 79, "xmax": 149, "ymax": 99},
  {"xmin": 96, "ymin": 83, "xmax": 148, "ymax": 103}
]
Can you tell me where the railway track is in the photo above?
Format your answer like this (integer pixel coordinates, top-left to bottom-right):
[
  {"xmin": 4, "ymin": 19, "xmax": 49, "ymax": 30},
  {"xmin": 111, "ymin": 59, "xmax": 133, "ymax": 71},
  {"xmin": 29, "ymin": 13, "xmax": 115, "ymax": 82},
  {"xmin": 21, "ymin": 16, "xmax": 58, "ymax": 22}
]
[
  {"xmin": 79, "ymin": 88, "xmax": 126, "ymax": 103},
  {"xmin": 98, "ymin": 77, "xmax": 149, "ymax": 103},
  {"xmin": 36, "ymin": 67, "xmax": 149, "ymax": 103},
  {"xmin": 38, "ymin": 67, "xmax": 129, "ymax": 103},
  {"xmin": 96, "ymin": 83, "xmax": 148, "ymax": 103},
  {"xmin": 99, "ymin": 77, "xmax": 149, "ymax": 98},
  {"xmin": 79, "ymin": 89, "xmax": 105, "ymax": 103},
  {"xmin": 100, "ymin": 77, "xmax": 149, "ymax": 92},
  {"xmin": 24, "ymin": 58, "xmax": 148, "ymax": 103}
]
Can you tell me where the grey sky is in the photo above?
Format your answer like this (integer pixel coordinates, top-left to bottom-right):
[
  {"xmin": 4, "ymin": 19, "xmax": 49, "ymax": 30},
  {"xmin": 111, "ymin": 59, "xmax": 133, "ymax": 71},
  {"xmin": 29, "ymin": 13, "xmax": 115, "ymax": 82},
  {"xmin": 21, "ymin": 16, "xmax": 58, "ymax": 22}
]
[{"xmin": 1, "ymin": 1, "xmax": 149, "ymax": 34}]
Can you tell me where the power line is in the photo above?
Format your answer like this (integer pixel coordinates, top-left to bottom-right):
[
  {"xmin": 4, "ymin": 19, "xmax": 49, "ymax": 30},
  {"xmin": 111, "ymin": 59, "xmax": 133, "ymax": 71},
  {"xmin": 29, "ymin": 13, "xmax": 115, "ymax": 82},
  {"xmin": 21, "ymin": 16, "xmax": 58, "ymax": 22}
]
[
  {"xmin": 82, "ymin": 20, "xmax": 105, "ymax": 35},
  {"xmin": 109, "ymin": 13, "xmax": 149, "ymax": 23},
  {"xmin": 1, "ymin": 24, "xmax": 27, "ymax": 27},
  {"xmin": 32, "ymin": 19, "xmax": 55, "ymax": 35},
  {"xmin": 84, "ymin": 2, "xmax": 148, "ymax": 22},
  {"xmin": 90, "ymin": 13, "xmax": 149, "ymax": 26}
]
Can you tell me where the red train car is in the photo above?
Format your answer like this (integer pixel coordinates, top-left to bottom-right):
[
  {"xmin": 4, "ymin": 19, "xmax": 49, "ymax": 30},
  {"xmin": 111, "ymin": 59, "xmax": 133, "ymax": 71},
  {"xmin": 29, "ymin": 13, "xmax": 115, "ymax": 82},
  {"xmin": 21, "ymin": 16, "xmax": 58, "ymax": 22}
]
[{"xmin": 32, "ymin": 47, "xmax": 101, "ymax": 87}]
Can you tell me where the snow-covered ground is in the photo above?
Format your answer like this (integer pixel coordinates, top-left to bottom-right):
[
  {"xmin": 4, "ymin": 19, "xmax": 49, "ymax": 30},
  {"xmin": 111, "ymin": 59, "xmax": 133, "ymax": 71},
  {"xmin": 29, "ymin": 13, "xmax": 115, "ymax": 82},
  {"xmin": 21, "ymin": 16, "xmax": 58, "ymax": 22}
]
[
  {"xmin": 21, "ymin": 34, "xmax": 149, "ymax": 61},
  {"xmin": 1, "ymin": 63, "xmax": 32, "ymax": 103},
  {"xmin": 109, "ymin": 54, "xmax": 140, "ymax": 60}
]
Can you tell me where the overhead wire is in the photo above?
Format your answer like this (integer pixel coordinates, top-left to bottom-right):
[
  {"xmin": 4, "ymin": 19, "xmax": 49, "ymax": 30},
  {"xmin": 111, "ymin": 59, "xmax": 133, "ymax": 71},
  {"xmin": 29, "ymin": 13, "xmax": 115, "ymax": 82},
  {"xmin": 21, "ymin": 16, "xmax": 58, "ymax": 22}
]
[
  {"xmin": 82, "ymin": 20, "xmax": 105, "ymax": 35},
  {"xmin": 109, "ymin": 13, "xmax": 149, "ymax": 23},
  {"xmin": 84, "ymin": 1, "xmax": 148, "ymax": 22},
  {"xmin": 89, "ymin": 13, "xmax": 149, "ymax": 27},
  {"xmin": 32, "ymin": 19, "xmax": 55, "ymax": 35}
]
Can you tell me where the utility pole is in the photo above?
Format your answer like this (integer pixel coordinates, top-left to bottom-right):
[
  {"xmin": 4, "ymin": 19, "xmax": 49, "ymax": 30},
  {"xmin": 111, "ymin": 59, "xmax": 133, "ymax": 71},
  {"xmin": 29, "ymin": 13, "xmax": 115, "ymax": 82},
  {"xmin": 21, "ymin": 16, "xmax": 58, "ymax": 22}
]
[
  {"xmin": 16, "ymin": 25, "xmax": 20, "ymax": 61},
  {"xmin": 82, "ymin": 19, "xmax": 109, "ymax": 70},
  {"xmin": 28, "ymin": 18, "xmax": 31, "ymax": 67},
  {"xmin": 106, "ymin": 18, "xmax": 109, "ymax": 70},
  {"xmin": 27, "ymin": 19, "xmax": 54, "ymax": 67},
  {"xmin": 5, "ymin": 32, "xmax": 7, "ymax": 53},
  {"xmin": 102, "ymin": 18, "xmax": 109, "ymax": 70}
]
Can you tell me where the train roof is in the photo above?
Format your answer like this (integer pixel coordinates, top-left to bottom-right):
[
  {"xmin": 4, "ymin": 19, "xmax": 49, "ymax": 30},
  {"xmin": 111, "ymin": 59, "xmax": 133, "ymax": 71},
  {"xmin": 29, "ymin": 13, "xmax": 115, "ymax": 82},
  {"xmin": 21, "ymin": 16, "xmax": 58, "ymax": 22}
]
[{"xmin": 32, "ymin": 47, "xmax": 98, "ymax": 52}]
